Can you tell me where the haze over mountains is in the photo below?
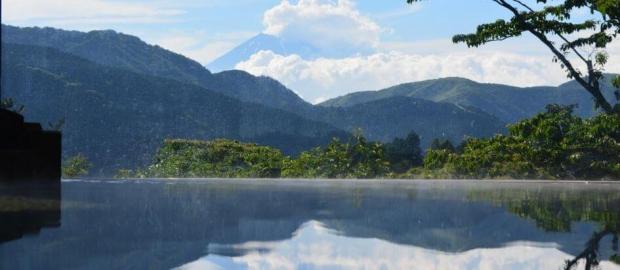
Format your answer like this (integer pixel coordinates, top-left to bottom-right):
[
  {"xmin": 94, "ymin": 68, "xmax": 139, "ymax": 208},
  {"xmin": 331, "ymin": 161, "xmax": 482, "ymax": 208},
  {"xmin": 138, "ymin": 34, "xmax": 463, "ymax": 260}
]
[{"xmin": 2, "ymin": 24, "xmax": 613, "ymax": 175}]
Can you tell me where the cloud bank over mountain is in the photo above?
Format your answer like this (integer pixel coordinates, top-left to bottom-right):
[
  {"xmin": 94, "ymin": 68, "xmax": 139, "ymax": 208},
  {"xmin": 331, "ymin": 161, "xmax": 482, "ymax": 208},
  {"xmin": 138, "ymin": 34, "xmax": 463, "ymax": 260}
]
[
  {"xmin": 228, "ymin": 0, "xmax": 619, "ymax": 103},
  {"xmin": 236, "ymin": 50, "xmax": 567, "ymax": 104}
]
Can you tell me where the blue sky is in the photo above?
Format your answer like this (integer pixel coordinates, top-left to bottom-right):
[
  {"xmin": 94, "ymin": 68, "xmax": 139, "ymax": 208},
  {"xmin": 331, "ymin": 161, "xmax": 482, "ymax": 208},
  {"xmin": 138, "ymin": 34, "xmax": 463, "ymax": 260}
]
[
  {"xmin": 3, "ymin": 0, "xmax": 619, "ymax": 102},
  {"xmin": 3, "ymin": 0, "xmax": 510, "ymax": 56}
]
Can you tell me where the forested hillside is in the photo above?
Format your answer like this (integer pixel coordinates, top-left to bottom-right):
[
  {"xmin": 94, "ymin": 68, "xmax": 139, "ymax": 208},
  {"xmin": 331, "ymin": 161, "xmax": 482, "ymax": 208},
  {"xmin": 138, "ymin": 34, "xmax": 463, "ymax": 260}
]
[
  {"xmin": 1, "ymin": 24, "xmax": 315, "ymax": 115},
  {"xmin": 1, "ymin": 43, "xmax": 346, "ymax": 175}
]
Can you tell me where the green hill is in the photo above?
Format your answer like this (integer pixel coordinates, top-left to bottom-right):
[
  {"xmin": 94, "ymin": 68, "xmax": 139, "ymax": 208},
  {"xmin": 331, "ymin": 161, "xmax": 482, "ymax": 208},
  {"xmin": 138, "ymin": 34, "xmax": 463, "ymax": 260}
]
[{"xmin": 320, "ymin": 77, "xmax": 618, "ymax": 123}]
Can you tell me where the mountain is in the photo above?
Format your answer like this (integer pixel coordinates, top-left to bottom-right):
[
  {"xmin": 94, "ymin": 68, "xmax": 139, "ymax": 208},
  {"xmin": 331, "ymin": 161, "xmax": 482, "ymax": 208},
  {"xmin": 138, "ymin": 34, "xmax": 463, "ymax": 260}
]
[
  {"xmin": 317, "ymin": 97, "xmax": 505, "ymax": 146},
  {"xmin": 319, "ymin": 77, "xmax": 618, "ymax": 123},
  {"xmin": 207, "ymin": 33, "xmax": 371, "ymax": 72},
  {"xmin": 1, "ymin": 25, "xmax": 315, "ymax": 115},
  {"xmin": 1, "ymin": 43, "xmax": 346, "ymax": 175},
  {"xmin": 207, "ymin": 33, "xmax": 321, "ymax": 72}
]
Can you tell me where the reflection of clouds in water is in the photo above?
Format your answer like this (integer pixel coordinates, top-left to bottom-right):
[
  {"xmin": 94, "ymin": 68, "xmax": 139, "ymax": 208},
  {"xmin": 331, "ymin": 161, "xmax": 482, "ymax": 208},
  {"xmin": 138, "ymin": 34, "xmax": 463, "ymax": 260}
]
[{"xmin": 176, "ymin": 221, "xmax": 620, "ymax": 270}]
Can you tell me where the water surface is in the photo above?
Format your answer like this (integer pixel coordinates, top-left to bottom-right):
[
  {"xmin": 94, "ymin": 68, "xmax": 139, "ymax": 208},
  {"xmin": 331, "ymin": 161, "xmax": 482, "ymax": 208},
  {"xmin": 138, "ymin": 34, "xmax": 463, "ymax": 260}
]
[{"xmin": 1, "ymin": 179, "xmax": 619, "ymax": 270}]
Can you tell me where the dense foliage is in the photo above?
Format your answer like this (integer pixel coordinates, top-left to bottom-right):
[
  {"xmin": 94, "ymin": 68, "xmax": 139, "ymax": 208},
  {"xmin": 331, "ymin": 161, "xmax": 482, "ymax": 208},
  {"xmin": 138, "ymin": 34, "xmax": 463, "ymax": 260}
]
[
  {"xmin": 418, "ymin": 105, "xmax": 620, "ymax": 180},
  {"xmin": 469, "ymin": 187, "xmax": 620, "ymax": 269},
  {"xmin": 124, "ymin": 106, "xmax": 620, "ymax": 180},
  {"xmin": 135, "ymin": 139, "xmax": 286, "ymax": 178},
  {"xmin": 122, "ymin": 131, "xmax": 425, "ymax": 179},
  {"xmin": 384, "ymin": 132, "xmax": 424, "ymax": 173},
  {"xmin": 62, "ymin": 154, "xmax": 92, "ymax": 178},
  {"xmin": 282, "ymin": 134, "xmax": 390, "ymax": 179}
]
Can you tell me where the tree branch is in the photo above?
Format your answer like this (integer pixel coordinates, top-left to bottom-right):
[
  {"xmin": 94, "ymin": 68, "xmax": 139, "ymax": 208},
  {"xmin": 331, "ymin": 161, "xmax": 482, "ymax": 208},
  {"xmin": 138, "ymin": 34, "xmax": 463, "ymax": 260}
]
[
  {"xmin": 497, "ymin": 0, "xmax": 614, "ymax": 113},
  {"xmin": 511, "ymin": 0, "xmax": 591, "ymax": 65}
]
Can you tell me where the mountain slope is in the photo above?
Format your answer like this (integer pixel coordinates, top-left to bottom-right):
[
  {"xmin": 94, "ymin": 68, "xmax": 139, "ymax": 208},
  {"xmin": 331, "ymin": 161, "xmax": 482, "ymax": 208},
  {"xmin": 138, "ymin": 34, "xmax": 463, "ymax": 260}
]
[
  {"xmin": 2, "ymin": 25, "xmax": 315, "ymax": 115},
  {"xmin": 320, "ymin": 77, "xmax": 618, "ymax": 123},
  {"xmin": 209, "ymin": 70, "xmax": 315, "ymax": 115},
  {"xmin": 317, "ymin": 97, "xmax": 505, "ymax": 146},
  {"xmin": 2, "ymin": 25, "xmax": 211, "ymax": 85},
  {"xmin": 1, "ymin": 43, "xmax": 346, "ymax": 175}
]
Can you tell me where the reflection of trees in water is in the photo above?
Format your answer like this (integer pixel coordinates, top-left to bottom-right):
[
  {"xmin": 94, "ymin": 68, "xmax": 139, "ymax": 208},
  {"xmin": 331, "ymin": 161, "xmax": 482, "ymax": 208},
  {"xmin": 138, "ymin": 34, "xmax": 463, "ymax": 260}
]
[
  {"xmin": 565, "ymin": 227, "xmax": 618, "ymax": 270},
  {"xmin": 468, "ymin": 187, "xmax": 620, "ymax": 269}
]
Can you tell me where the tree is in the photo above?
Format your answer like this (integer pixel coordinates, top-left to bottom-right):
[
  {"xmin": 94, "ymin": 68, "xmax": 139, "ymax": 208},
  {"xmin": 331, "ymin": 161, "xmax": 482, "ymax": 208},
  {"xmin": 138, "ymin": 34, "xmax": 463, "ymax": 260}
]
[
  {"xmin": 385, "ymin": 132, "xmax": 423, "ymax": 173},
  {"xmin": 430, "ymin": 138, "xmax": 456, "ymax": 153},
  {"xmin": 408, "ymin": 0, "xmax": 620, "ymax": 114},
  {"xmin": 144, "ymin": 139, "xmax": 286, "ymax": 178},
  {"xmin": 0, "ymin": 98, "xmax": 25, "ymax": 114},
  {"xmin": 282, "ymin": 133, "xmax": 390, "ymax": 179},
  {"xmin": 62, "ymin": 154, "xmax": 92, "ymax": 178},
  {"xmin": 422, "ymin": 105, "xmax": 620, "ymax": 179}
]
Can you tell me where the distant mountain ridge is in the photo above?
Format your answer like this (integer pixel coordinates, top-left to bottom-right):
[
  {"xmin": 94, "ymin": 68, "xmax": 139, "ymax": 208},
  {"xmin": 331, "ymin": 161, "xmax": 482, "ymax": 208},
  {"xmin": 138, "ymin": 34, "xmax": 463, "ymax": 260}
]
[
  {"xmin": 320, "ymin": 77, "xmax": 618, "ymax": 123},
  {"xmin": 1, "ymin": 25, "xmax": 315, "ymax": 115}
]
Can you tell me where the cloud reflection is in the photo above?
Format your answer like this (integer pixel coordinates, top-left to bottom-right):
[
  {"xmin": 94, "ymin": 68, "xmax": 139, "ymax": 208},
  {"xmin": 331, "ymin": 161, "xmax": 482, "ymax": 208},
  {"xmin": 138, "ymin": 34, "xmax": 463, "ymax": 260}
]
[{"xmin": 176, "ymin": 221, "xmax": 620, "ymax": 270}]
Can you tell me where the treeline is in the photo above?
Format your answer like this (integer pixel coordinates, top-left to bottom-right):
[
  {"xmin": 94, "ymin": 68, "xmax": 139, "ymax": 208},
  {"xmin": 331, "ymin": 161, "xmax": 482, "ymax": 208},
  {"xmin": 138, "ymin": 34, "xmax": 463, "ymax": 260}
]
[
  {"xmin": 118, "ymin": 105, "xmax": 619, "ymax": 180},
  {"xmin": 117, "ymin": 130, "xmax": 422, "ymax": 179},
  {"xmin": 420, "ymin": 105, "xmax": 620, "ymax": 180}
]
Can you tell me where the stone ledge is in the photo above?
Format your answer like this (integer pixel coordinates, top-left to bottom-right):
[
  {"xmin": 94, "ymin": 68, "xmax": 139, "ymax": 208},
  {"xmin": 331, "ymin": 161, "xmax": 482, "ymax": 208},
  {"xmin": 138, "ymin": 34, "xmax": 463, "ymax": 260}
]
[{"xmin": 0, "ymin": 109, "xmax": 61, "ymax": 182}]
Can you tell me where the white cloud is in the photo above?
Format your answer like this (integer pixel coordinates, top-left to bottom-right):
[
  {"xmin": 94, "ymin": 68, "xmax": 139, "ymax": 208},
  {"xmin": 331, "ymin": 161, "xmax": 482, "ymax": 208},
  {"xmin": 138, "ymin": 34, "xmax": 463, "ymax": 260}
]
[
  {"xmin": 1, "ymin": 0, "xmax": 184, "ymax": 26},
  {"xmin": 236, "ymin": 50, "xmax": 571, "ymax": 104},
  {"xmin": 262, "ymin": 0, "xmax": 382, "ymax": 56},
  {"xmin": 378, "ymin": 37, "xmax": 551, "ymax": 57}
]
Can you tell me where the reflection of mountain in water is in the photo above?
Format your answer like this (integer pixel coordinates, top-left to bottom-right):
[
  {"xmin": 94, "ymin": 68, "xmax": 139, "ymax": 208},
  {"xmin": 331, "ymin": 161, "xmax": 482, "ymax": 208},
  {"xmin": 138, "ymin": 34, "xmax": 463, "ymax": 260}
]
[
  {"xmin": 0, "ymin": 180, "xmax": 618, "ymax": 270},
  {"xmin": 179, "ymin": 220, "xmax": 620, "ymax": 270}
]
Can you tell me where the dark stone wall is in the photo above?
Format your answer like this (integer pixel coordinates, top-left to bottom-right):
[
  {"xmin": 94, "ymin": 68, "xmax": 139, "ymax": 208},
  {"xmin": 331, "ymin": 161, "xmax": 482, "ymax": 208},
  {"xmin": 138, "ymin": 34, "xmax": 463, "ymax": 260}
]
[
  {"xmin": 0, "ymin": 181, "xmax": 61, "ymax": 243},
  {"xmin": 0, "ymin": 109, "xmax": 61, "ymax": 182}
]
